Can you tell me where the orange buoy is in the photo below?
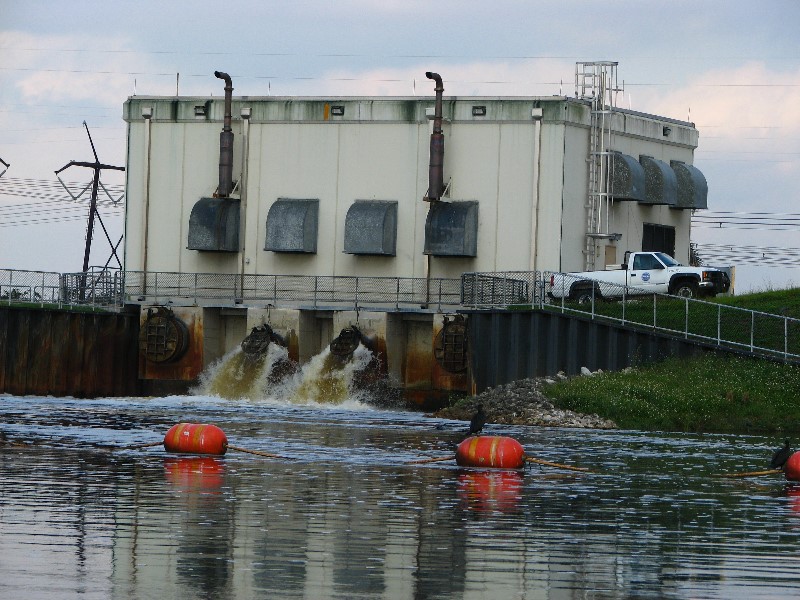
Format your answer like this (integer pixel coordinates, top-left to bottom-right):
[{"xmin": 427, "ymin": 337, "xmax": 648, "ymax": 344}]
[
  {"xmin": 163, "ymin": 423, "xmax": 228, "ymax": 456},
  {"xmin": 785, "ymin": 451, "xmax": 800, "ymax": 481},
  {"xmin": 455, "ymin": 436, "xmax": 525, "ymax": 469}
]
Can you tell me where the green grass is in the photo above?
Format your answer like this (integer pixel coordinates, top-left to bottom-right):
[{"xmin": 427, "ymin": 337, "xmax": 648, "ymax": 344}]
[
  {"xmin": 543, "ymin": 354, "xmax": 800, "ymax": 433},
  {"xmin": 714, "ymin": 287, "xmax": 800, "ymax": 319}
]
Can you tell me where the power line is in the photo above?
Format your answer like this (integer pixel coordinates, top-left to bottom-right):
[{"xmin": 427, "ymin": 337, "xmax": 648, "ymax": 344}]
[
  {"xmin": 692, "ymin": 211, "xmax": 800, "ymax": 231},
  {"xmin": 2, "ymin": 65, "xmax": 800, "ymax": 88},
  {"xmin": 0, "ymin": 177, "xmax": 125, "ymax": 228},
  {"xmin": 4, "ymin": 46, "xmax": 799, "ymax": 61},
  {"xmin": 694, "ymin": 243, "xmax": 800, "ymax": 268}
]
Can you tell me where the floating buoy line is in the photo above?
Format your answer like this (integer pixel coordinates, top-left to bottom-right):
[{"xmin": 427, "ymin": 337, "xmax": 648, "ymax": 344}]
[
  {"xmin": 9, "ymin": 421, "xmax": 800, "ymax": 482},
  {"xmin": 116, "ymin": 426, "xmax": 588, "ymax": 473},
  {"xmin": 715, "ymin": 450, "xmax": 800, "ymax": 481}
]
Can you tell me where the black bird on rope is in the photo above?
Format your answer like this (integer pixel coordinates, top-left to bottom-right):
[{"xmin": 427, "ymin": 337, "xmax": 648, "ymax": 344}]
[
  {"xmin": 467, "ymin": 403, "xmax": 487, "ymax": 437},
  {"xmin": 770, "ymin": 439, "xmax": 792, "ymax": 469}
]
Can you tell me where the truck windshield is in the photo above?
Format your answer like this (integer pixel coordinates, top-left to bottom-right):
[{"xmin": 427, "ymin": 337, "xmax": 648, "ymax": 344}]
[{"xmin": 654, "ymin": 253, "xmax": 681, "ymax": 267}]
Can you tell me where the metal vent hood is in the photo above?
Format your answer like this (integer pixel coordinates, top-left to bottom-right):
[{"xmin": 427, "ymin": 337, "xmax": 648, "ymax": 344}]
[
  {"xmin": 639, "ymin": 155, "xmax": 678, "ymax": 206},
  {"xmin": 344, "ymin": 200, "xmax": 398, "ymax": 256},
  {"xmin": 424, "ymin": 200, "xmax": 479, "ymax": 257},
  {"xmin": 264, "ymin": 198, "xmax": 319, "ymax": 253}
]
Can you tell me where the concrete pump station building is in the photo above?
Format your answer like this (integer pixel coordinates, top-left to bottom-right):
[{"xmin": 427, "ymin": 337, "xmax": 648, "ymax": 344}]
[{"xmin": 121, "ymin": 62, "xmax": 709, "ymax": 401}]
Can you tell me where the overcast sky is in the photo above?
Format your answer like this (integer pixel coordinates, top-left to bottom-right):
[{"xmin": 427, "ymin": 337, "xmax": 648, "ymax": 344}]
[{"xmin": 1, "ymin": 0, "xmax": 798, "ymax": 291}]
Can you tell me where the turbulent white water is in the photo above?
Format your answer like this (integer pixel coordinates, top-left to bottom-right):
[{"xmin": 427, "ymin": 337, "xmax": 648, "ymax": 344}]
[
  {"xmin": 279, "ymin": 345, "xmax": 375, "ymax": 406},
  {"xmin": 195, "ymin": 343, "xmax": 290, "ymax": 400},
  {"xmin": 196, "ymin": 342, "xmax": 376, "ymax": 406}
]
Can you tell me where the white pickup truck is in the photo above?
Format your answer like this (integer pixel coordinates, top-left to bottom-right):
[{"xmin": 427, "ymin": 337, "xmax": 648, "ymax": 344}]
[{"xmin": 547, "ymin": 251, "xmax": 730, "ymax": 303}]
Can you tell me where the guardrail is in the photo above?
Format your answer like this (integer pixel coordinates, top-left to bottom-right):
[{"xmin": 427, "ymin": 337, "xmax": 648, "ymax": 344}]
[
  {"xmin": 460, "ymin": 269, "xmax": 800, "ymax": 364},
  {"xmin": 5, "ymin": 265, "xmax": 798, "ymax": 364},
  {"xmin": 123, "ymin": 271, "xmax": 463, "ymax": 311}
]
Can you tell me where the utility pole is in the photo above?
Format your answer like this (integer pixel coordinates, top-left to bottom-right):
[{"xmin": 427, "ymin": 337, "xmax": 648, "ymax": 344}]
[{"xmin": 55, "ymin": 122, "xmax": 125, "ymax": 274}]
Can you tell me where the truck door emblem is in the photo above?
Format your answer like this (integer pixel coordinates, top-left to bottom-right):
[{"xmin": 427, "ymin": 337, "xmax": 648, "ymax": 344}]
[{"xmin": 641, "ymin": 272, "xmax": 651, "ymax": 282}]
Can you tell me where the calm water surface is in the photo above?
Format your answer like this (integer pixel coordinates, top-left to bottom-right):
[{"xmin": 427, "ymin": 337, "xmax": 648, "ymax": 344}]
[{"xmin": 1, "ymin": 393, "xmax": 799, "ymax": 599}]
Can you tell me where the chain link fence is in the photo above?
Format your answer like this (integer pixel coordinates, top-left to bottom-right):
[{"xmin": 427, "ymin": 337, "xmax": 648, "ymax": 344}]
[
  {"xmin": 0, "ymin": 268, "xmax": 123, "ymax": 310},
  {"xmin": 460, "ymin": 271, "xmax": 542, "ymax": 308}
]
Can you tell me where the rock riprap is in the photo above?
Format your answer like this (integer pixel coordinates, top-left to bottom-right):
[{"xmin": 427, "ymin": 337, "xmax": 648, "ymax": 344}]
[{"xmin": 433, "ymin": 375, "xmax": 617, "ymax": 429}]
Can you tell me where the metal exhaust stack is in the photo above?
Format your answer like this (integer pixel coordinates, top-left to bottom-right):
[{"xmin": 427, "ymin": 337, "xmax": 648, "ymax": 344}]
[
  {"xmin": 425, "ymin": 71, "xmax": 444, "ymax": 201},
  {"xmin": 214, "ymin": 70, "xmax": 234, "ymax": 197}
]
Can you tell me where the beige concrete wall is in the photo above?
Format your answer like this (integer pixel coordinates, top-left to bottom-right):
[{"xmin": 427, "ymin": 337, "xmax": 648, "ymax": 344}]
[{"xmin": 124, "ymin": 96, "xmax": 700, "ymax": 282}]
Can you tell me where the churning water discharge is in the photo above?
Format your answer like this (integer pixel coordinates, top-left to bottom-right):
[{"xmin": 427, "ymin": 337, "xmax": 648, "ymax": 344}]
[{"xmin": 196, "ymin": 342, "xmax": 377, "ymax": 405}]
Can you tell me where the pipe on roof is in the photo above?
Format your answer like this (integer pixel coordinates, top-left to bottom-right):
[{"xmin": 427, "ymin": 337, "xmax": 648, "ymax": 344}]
[{"xmin": 214, "ymin": 71, "xmax": 234, "ymax": 197}]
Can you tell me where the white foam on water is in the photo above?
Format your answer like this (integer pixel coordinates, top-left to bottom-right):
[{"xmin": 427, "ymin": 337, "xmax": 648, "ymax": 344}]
[
  {"xmin": 196, "ymin": 342, "xmax": 377, "ymax": 409},
  {"xmin": 194, "ymin": 343, "xmax": 290, "ymax": 400}
]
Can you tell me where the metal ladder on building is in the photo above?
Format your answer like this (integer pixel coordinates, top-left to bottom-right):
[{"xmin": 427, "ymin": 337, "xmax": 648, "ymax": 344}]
[{"xmin": 575, "ymin": 62, "xmax": 623, "ymax": 271}]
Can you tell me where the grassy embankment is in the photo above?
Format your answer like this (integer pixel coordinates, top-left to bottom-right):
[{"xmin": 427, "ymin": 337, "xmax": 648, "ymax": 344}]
[{"xmin": 543, "ymin": 287, "xmax": 800, "ymax": 433}]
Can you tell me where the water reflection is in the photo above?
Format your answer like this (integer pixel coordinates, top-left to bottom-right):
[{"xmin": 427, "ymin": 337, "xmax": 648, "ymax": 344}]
[
  {"xmin": 1, "ymin": 395, "xmax": 800, "ymax": 598},
  {"xmin": 457, "ymin": 470, "xmax": 523, "ymax": 514}
]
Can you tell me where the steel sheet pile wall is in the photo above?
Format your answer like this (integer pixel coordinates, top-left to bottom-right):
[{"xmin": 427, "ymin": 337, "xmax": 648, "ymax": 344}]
[
  {"xmin": 466, "ymin": 310, "xmax": 717, "ymax": 392},
  {"xmin": 0, "ymin": 307, "xmax": 141, "ymax": 397}
]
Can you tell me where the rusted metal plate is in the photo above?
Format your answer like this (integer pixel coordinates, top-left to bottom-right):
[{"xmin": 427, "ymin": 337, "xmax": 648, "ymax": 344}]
[
  {"xmin": 138, "ymin": 306, "xmax": 204, "ymax": 381},
  {"xmin": 431, "ymin": 315, "xmax": 471, "ymax": 393},
  {"xmin": 0, "ymin": 306, "xmax": 141, "ymax": 398}
]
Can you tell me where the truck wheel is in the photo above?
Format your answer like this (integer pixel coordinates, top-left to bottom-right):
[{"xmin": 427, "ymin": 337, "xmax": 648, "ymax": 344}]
[
  {"xmin": 672, "ymin": 281, "xmax": 698, "ymax": 298},
  {"xmin": 574, "ymin": 288, "xmax": 597, "ymax": 305}
]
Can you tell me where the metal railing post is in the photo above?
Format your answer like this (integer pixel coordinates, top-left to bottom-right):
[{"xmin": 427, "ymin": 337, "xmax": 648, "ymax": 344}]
[
  {"xmin": 684, "ymin": 297, "xmax": 689, "ymax": 339},
  {"xmin": 750, "ymin": 311, "xmax": 755, "ymax": 353},
  {"xmin": 396, "ymin": 278, "xmax": 400, "ymax": 310},
  {"xmin": 652, "ymin": 293, "xmax": 657, "ymax": 329},
  {"xmin": 785, "ymin": 316, "xmax": 789, "ymax": 362},
  {"xmin": 622, "ymin": 286, "xmax": 626, "ymax": 325},
  {"xmin": 717, "ymin": 304, "xmax": 722, "ymax": 346}
]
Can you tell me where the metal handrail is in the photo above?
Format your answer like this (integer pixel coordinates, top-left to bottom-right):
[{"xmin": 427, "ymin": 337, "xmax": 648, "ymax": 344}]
[
  {"xmin": 122, "ymin": 270, "xmax": 464, "ymax": 311},
  {"xmin": 461, "ymin": 269, "xmax": 800, "ymax": 364},
  {"xmin": 3, "ymin": 264, "xmax": 797, "ymax": 364}
]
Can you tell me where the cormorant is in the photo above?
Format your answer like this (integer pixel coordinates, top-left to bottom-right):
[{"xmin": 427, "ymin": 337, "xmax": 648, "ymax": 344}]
[
  {"xmin": 467, "ymin": 403, "xmax": 487, "ymax": 437},
  {"xmin": 771, "ymin": 439, "xmax": 792, "ymax": 469}
]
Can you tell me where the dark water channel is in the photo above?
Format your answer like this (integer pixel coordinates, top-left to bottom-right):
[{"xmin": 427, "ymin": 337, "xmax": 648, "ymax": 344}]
[{"xmin": 1, "ymin": 394, "xmax": 800, "ymax": 599}]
